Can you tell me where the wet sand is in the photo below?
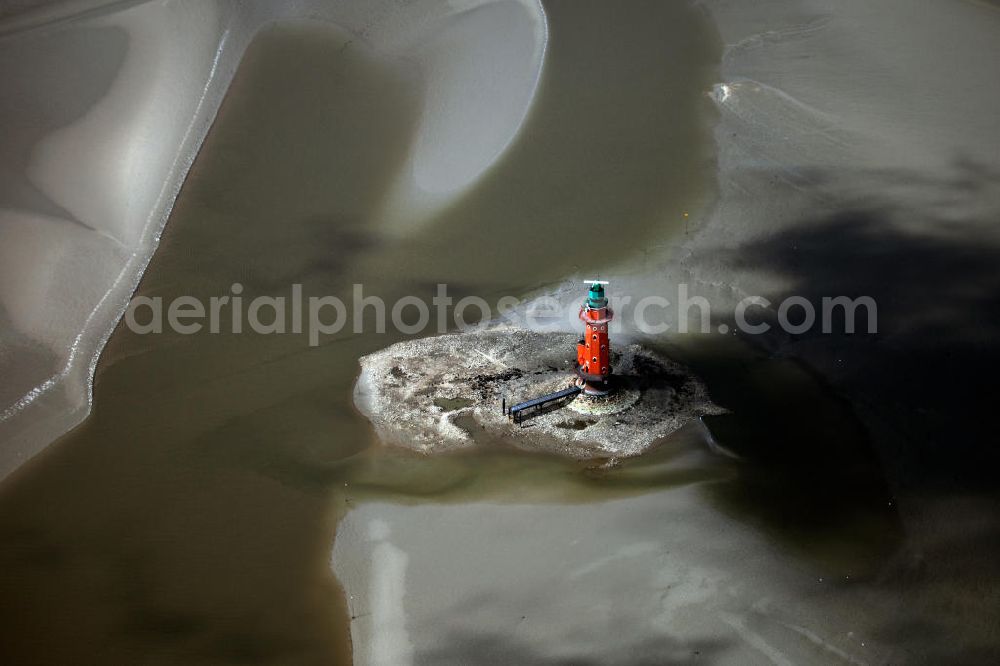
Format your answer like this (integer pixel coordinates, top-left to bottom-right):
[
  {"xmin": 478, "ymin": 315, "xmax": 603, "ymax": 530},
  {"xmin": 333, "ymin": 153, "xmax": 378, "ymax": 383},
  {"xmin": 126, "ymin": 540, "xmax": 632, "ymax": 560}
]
[{"xmin": 1, "ymin": 0, "xmax": 999, "ymax": 663}]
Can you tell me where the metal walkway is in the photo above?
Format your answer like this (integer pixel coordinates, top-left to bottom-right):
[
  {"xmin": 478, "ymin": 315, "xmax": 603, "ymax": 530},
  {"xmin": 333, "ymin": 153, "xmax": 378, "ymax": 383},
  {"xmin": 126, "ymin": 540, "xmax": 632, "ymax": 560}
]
[{"xmin": 506, "ymin": 385, "xmax": 582, "ymax": 424}]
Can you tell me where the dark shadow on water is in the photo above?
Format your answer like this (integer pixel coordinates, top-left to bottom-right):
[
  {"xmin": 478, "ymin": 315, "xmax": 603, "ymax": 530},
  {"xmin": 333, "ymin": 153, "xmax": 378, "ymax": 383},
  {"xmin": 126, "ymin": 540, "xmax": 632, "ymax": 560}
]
[
  {"xmin": 722, "ymin": 161, "xmax": 1000, "ymax": 494},
  {"xmin": 651, "ymin": 336, "xmax": 903, "ymax": 578},
  {"xmin": 697, "ymin": 159, "xmax": 1000, "ymax": 659}
]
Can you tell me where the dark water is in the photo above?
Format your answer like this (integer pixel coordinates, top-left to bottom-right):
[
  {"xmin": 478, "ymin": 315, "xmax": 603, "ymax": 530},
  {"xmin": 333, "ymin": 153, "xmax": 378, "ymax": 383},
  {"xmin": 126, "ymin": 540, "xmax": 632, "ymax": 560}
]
[{"xmin": 0, "ymin": 4, "xmax": 900, "ymax": 664}]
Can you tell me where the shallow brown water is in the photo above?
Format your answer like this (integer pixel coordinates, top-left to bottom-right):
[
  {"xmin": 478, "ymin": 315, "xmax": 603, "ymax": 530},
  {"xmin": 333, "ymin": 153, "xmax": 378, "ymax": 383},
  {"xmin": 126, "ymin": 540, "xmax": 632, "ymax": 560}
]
[{"xmin": 0, "ymin": 4, "xmax": 897, "ymax": 664}]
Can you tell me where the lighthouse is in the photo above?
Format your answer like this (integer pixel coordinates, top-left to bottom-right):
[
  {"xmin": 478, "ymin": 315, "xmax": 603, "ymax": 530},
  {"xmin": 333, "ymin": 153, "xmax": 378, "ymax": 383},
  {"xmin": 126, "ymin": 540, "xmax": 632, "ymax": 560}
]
[
  {"xmin": 576, "ymin": 280, "xmax": 613, "ymax": 396},
  {"xmin": 505, "ymin": 280, "xmax": 616, "ymax": 422}
]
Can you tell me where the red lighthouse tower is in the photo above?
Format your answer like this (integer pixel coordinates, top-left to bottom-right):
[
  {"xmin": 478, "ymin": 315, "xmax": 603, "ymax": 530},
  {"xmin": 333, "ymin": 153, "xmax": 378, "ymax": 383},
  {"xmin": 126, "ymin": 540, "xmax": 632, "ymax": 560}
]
[{"xmin": 576, "ymin": 280, "xmax": 613, "ymax": 396}]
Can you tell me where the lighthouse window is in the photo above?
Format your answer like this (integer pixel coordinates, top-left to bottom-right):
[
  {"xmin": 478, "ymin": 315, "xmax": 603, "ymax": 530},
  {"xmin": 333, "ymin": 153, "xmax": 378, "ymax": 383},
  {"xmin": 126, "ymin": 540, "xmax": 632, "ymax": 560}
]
[
  {"xmin": 592, "ymin": 334, "xmax": 598, "ymax": 340},
  {"xmin": 601, "ymin": 367, "xmax": 607, "ymax": 373},
  {"xmin": 601, "ymin": 345, "xmax": 606, "ymax": 351},
  {"xmin": 592, "ymin": 356, "xmax": 597, "ymax": 363}
]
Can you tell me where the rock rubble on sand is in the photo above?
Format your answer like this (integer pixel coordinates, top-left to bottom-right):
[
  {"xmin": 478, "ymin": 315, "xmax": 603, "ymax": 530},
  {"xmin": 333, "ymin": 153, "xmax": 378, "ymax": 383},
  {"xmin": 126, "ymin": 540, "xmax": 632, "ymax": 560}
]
[{"xmin": 354, "ymin": 327, "xmax": 724, "ymax": 459}]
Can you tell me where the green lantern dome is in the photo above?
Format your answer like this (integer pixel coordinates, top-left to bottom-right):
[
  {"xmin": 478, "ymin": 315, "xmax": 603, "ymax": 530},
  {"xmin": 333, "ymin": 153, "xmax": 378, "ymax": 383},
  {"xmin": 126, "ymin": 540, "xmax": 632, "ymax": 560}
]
[{"xmin": 587, "ymin": 282, "xmax": 608, "ymax": 309}]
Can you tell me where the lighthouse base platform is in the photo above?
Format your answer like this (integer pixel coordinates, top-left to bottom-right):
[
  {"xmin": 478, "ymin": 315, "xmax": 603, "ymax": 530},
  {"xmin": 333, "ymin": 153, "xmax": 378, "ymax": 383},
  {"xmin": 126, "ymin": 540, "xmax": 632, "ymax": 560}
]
[
  {"xmin": 567, "ymin": 384, "xmax": 641, "ymax": 416},
  {"xmin": 353, "ymin": 327, "xmax": 725, "ymax": 460}
]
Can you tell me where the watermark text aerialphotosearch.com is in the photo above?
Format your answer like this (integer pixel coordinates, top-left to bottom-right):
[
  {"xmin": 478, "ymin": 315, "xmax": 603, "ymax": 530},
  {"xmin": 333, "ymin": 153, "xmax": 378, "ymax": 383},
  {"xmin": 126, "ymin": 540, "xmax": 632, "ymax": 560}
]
[{"xmin": 124, "ymin": 283, "xmax": 877, "ymax": 346}]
